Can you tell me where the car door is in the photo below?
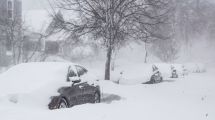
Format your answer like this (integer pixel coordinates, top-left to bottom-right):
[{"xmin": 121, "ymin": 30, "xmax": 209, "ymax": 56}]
[
  {"xmin": 72, "ymin": 82, "xmax": 90, "ymax": 104},
  {"xmin": 75, "ymin": 65, "xmax": 91, "ymax": 103},
  {"xmin": 81, "ymin": 82, "xmax": 96, "ymax": 103},
  {"xmin": 62, "ymin": 84, "xmax": 85, "ymax": 106}
]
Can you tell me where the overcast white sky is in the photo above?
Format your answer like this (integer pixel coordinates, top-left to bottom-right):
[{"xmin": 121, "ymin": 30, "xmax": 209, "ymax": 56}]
[
  {"xmin": 22, "ymin": 0, "xmax": 50, "ymax": 32},
  {"xmin": 22, "ymin": 0, "xmax": 49, "ymax": 11},
  {"xmin": 22, "ymin": 0, "xmax": 215, "ymax": 10},
  {"xmin": 22, "ymin": 0, "xmax": 215, "ymax": 31}
]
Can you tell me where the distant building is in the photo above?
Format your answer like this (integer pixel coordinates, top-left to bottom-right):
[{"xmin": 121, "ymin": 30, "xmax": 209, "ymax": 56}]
[
  {"xmin": 0, "ymin": 0, "xmax": 22, "ymax": 66},
  {"xmin": 23, "ymin": 31, "xmax": 61, "ymax": 55},
  {"xmin": 0, "ymin": 0, "xmax": 22, "ymax": 19}
]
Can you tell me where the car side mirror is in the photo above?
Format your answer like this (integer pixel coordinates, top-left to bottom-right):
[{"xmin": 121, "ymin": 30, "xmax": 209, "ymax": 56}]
[{"xmin": 69, "ymin": 77, "xmax": 81, "ymax": 86}]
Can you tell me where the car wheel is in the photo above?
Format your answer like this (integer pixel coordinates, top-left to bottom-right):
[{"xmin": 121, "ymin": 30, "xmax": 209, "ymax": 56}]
[
  {"xmin": 94, "ymin": 92, "xmax": 100, "ymax": 103},
  {"xmin": 150, "ymin": 76, "xmax": 155, "ymax": 84},
  {"xmin": 58, "ymin": 98, "xmax": 68, "ymax": 109}
]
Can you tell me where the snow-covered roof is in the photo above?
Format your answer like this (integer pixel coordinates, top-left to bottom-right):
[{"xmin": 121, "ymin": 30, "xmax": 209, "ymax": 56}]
[{"xmin": 23, "ymin": 9, "xmax": 77, "ymax": 41}]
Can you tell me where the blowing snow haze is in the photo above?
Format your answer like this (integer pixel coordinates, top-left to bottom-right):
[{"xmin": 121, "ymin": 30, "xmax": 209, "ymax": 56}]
[
  {"xmin": 22, "ymin": 0, "xmax": 50, "ymax": 32},
  {"xmin": 0, "ymin": 0, "xmax": 215, "ymax": 120},
  {"xmin": 22, "ymin": 0, "xmax": 48, "ymax": 10}
]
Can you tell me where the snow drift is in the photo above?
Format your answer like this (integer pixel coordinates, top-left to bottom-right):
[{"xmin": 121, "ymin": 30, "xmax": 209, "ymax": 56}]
[{"xmin": 0, "ymin": 62, "xmax": 78, "ymax": 108}]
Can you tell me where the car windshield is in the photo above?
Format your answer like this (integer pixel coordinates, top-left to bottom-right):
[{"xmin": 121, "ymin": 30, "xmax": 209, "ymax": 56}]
[
  {"xmin": 67, "ymin": 66, "xmax": 77, "ymax": 80},
  {"xmin": 75, "ymin": 65, "xmax": 88, "ymax": 77}
]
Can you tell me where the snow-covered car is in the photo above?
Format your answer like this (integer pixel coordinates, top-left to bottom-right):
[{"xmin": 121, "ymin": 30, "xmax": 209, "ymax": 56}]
[
  {"xmin": 0, "ymin": 62, "xmax": 100, "ymax": 110},
  {"xmin": 149, "ymin": 65, "xmax": 163, "ymax": 84},
  {"xmin": 49, "ymin": 65, "xmax": 101, "ymax": 109},
  {"xmin": 150, "ymin": 71, "xmax": 163, "ymax": 83},
  {"xmin": 170, "ymin": 65, "xmax": 178, "ymax": 78}
]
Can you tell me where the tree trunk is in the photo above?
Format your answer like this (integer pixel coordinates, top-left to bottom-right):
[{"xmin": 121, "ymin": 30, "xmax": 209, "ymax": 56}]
[
  {"xmin": 144, "ymin": 43, "xmax": 148, "ymax": 63},
  {"xmin": 105, "ymin": 46, "xmax": 112, "ymax": 80},
  {"xmin": 17, "ymin": 44, "xmax": 22, "ymax": 64},
  {"xmin": 12, "ymin": 44, "xmax": 17, "ymax": 65}
]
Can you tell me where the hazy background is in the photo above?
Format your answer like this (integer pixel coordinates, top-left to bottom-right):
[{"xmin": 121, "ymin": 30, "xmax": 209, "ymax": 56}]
[
  {"xmin": 22, "ymin": 0, "xmax": 49, "ymax": 11},
  {"xmin": 22, "ymin": 0, "xmax": 50, "ymax": 32},
  {"xmin": 22, "ymin": 0, "xmax": 215, "ymax": 10},
  {"xmin": 21, "ymin": 0, "xmax": 215, "ymax": 65}
]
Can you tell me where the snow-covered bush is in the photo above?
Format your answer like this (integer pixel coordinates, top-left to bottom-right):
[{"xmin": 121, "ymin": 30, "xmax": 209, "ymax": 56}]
[{"xmin": 184, "ymin": 63, "xmax": 206, "ymax": 73}]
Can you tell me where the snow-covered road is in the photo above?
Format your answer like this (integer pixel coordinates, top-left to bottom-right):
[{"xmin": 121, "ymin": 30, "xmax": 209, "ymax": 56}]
[{"xmin": 0, "ymin": 68, "xmax": 214, "ymax": 120}]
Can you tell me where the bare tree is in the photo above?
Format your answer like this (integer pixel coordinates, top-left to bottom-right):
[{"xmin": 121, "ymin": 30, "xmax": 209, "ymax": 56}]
[
  {"xmin": 49, "ymin": 0, "xmax": 170, "ymax": 80},
  {"xmin": 0, "ymin": 14, "xmax": 24, "ymax": 65},
  {"xmin": 0, "ymin": 16, "xmax": 58, "ymax": 65},
  {"xmin": 171, "ymin": 0, "xmax": 215, "ymax": 49}
]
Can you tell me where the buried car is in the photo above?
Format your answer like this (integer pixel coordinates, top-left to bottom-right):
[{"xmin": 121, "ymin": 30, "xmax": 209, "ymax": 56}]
[
  {"xmin": 170, "ymin": 65, "xmax": 178, "ymax": 78},
  {"xmin": 48, "ymin": 65, "xmax": 101, "ymax": 109},
  {"xmin": 0, "ymin": 62, "xmax": 100, "ymax": 110},
  {"xmin": 148, "ymin": 65, "xmax": 163, "ymax": 84}
]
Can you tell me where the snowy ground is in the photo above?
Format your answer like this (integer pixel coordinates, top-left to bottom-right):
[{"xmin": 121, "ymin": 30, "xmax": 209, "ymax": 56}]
[{"xmin": 0, "ymin": 63, "xmax": 214, "ymax": 120}]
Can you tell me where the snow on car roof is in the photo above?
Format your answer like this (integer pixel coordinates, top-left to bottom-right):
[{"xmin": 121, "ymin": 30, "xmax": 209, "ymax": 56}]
[{"xmin": 0, "ymin": 62, "xmax": 78, "ymax": 95}]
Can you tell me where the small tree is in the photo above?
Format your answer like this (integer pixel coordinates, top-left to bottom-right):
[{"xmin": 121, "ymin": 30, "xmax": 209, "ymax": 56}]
[{"xmin": 0, "ymin": 14, "xmax": 24, "ymax": 65}]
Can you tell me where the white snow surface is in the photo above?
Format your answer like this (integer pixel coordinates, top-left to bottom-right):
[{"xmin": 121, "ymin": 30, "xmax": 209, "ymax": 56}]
[
  {"xmin": 0, "ymin": 62, "xmax": 70, "ymax": 109},
  {"xmin": 0, "ymin": 62, "xmax": 73, "ymax": 94},
  {"xmin": 110, "ymin": 62, "xmax": 206, "ymax": 85},
  {"xmin": 0, "ymin": 62, "xmax": 214, "ymax": 120}
]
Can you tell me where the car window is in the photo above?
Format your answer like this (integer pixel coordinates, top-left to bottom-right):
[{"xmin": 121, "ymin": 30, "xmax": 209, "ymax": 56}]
[
  {"xmin": 67, "ymin": 66, "xmax": 77, "ymax": 77},
  {"xmin": 66, "ymin": 66, "xmax": 78, "ymax": 82},
  {"xmin": 75, "ymin": 65, "xmax": 88, "ymax": 77}
]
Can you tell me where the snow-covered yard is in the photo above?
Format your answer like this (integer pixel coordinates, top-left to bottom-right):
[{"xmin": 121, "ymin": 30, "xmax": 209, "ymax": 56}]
[
  {"xmin": 1, "ymin": 0, "xmax": 215, "ymax": 119},
  {"xmin": 0, "ymin": 62, "xmax": 214, "ymax": 120}
]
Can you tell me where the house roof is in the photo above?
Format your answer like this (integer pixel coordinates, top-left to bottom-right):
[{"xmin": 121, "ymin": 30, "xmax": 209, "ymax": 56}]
[{"xmin": 24, "ymin": 9, "xmax": 80, "ymax": 42}]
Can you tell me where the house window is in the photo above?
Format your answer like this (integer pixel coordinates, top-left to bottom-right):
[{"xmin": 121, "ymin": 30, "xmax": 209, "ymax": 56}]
[
  {"xmin": 7, "ymin": 1, "xmax": 13, "ymax": 19},
  {"xmin": 8, "ymin": 1, "xmax": 12, "ymax": 10},
  {"xmin": 8, "ymin": 10, "xmax": 13, "ymax": 19}
]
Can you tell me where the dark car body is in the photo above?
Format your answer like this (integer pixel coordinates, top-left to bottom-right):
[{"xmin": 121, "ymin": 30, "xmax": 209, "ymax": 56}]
[
  {"xmin": 150, "ymin": 71, "xmax": 163, "ymax": 84},
  {"xmin": 171, "ymin": 69, "xmax": 178, "ymax": 78},
  {"xmin": 149, "ymin": 65, "xmax": 163, "ymax": 84},
  {"xmin": 48, "ymin": 65, "xmax": 100, "ymax": 110}
]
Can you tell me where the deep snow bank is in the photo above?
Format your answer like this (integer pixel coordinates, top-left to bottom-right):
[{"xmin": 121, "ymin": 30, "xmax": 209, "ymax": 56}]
[
  {"xmin": 0, "ymin": 62, "xmax": 73, "ymax": 94},
  {"xmin": 0, "ymin": 62, "xmax": 75, "ymax": 108}
]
